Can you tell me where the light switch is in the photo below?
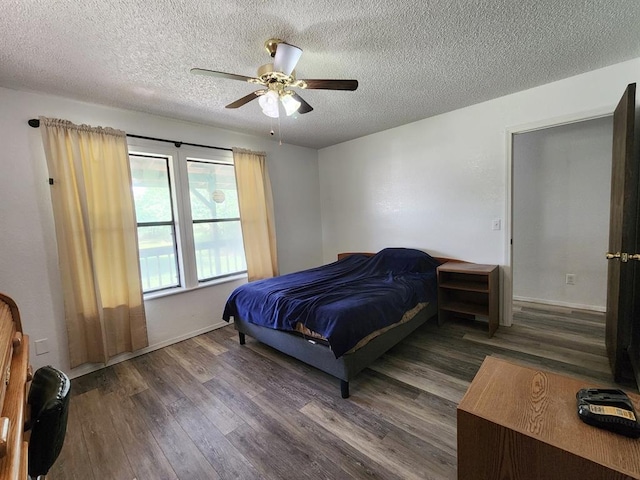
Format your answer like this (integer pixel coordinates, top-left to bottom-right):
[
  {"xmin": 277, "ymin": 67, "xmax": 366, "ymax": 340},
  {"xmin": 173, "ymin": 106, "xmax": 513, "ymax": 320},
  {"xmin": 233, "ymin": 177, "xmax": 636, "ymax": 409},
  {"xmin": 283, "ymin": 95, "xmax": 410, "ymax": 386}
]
[
  {"xmin": 35, "ymin": 338, "xmax": 49, "ymax": 355},
  {"xmin": 492, "ymin": 219, "xmax": 501, "ymax": 231}
]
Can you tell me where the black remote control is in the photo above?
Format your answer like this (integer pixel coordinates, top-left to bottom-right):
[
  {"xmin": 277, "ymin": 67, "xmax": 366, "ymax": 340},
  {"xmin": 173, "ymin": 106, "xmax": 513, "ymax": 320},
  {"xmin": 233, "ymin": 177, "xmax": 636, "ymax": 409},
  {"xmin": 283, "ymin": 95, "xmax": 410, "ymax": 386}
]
[{"xmin": 576, "ymin": 388, "xmax": 640, "ymax": 438}]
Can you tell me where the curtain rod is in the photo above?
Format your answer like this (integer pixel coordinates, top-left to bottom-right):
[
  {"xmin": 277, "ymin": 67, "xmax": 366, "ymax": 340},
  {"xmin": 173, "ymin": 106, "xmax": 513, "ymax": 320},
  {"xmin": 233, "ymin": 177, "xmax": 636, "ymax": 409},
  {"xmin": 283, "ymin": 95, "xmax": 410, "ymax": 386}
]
[{"xmin": 27, "ymin": 118, "xmax": 233, "ymax": 152}]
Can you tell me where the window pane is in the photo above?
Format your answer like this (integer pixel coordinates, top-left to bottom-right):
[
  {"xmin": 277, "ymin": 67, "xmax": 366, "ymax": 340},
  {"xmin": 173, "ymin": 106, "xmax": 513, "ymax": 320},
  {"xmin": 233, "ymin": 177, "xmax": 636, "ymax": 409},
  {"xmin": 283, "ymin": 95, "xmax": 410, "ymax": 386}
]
[
  {"xmin": 130, "ymin": 155, "xmax": 173, "ymax": 223},
  {"xmin": 193, "ymin": 221, "xmax": 246, "ymax": 281},
  {"xmin": 137, "ymin": 225, "xmax": 179, "ymax": 291},
  {"xmin": 187, "ymin": 161, "xmax": 240, "ymax": 221}
]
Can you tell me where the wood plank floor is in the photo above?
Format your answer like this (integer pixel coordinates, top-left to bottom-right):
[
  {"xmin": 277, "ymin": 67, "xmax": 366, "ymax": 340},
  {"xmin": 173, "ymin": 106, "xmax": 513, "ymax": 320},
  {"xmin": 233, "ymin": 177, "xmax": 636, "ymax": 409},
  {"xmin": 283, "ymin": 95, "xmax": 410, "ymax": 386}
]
[{"xmin": 49, "ymin": 301, "xmax": 631, "ymax": 480}]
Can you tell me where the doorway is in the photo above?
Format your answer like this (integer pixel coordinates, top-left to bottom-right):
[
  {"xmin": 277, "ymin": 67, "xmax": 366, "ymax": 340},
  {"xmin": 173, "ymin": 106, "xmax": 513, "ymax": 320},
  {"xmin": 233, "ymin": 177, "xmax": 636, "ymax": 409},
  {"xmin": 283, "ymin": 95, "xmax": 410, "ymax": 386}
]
[
  {"xmin": 503, "ymin": 108, "xmax": 614, "ymax": 327},
  {"xmin": 512, "ymin": 117, "xmax": 613, "ymax": 313}
]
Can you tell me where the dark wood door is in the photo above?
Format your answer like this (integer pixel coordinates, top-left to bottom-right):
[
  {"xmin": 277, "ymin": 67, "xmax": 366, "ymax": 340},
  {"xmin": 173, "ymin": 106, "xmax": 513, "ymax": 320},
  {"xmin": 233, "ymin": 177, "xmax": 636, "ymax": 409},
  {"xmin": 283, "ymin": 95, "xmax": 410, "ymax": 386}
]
[{"xmin": 605, "ymin": 83, "xmax": 638, "ymax": 383}]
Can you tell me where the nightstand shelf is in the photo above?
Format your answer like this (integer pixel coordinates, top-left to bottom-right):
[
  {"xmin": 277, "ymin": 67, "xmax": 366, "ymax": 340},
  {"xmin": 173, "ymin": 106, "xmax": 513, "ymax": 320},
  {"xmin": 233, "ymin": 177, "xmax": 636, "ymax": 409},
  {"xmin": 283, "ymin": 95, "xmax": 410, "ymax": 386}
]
[
  {"xmin": 438, "ymin": 280, "xmax": 490, "ymax": 292},
  {"xmin": 440, "ymin": 301, "xmax": 489, "ymax": 317},
  {"xmin": 437, "ymin": 262, "xmax": 499, "ymax": 337}
]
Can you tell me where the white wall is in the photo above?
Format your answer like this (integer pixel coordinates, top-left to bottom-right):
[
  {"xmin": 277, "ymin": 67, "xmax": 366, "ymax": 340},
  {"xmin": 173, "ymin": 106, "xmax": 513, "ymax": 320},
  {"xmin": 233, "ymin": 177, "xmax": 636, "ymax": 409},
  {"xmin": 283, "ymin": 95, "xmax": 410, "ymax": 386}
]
[
  {"xmin": 318, "ymin": 57, "xmax": 640, "ymax": 318},
  {"xmin": 513, "ymin": 117, "xmax": 613, "ymax": 311},
  {"xmin": 0, "ymin": 86, "xmax": 322, "ymax": 376}
]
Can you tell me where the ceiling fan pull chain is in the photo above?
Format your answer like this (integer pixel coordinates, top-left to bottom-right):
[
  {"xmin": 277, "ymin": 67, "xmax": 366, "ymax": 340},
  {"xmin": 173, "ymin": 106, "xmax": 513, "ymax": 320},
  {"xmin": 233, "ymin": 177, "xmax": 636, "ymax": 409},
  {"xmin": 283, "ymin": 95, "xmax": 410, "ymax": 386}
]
[{"xmin": 278, "ymin": 112, "xmax": 282, "ymax": 146}]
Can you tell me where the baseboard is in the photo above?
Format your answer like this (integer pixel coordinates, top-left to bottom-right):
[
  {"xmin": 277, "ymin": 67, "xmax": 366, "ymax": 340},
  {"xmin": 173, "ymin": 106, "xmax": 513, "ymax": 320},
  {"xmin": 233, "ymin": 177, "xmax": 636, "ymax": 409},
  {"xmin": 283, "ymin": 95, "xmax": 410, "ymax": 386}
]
[
  {"xmin": 67, "ymin": 319, "xmax": 231, "ymax": 379},
  {"xmin": 513, "ymin": 296, "xmax": 605, "ymax": 313}
]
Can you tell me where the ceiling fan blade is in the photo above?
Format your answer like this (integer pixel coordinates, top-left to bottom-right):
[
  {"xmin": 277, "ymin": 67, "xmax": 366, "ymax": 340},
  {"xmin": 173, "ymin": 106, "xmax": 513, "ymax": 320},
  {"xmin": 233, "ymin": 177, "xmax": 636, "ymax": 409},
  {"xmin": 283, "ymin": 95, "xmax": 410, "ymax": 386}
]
[
  {"xmin": 273, "ymin": 42, "xmax": 303, "ymax": 76},
  {"xmin": 291, "ymin": 93, "xmax": 313, "ymax": 114},
  {"xmin": 226, "ymin": 91, "xmax": 263, "ymax": 109},
  {"xmin": 190, "ymin": 68, "xmax": 254, "ymax": 83},
  {"xmin": 300, "ymin": 79, "xmax": 358, "ymax": 91}
]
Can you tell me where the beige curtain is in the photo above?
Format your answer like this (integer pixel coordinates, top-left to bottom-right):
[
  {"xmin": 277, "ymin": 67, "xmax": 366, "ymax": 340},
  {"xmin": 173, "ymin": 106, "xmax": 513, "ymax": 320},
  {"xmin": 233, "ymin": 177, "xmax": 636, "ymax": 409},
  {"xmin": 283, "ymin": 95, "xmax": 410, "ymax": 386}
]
[
  {"xmin": 232, "ymin": 148, "xmax": 279, "ymax": 280},
  {"xmin": 40, "ymin": 117, "xmax": 148, "ymax": 368}
]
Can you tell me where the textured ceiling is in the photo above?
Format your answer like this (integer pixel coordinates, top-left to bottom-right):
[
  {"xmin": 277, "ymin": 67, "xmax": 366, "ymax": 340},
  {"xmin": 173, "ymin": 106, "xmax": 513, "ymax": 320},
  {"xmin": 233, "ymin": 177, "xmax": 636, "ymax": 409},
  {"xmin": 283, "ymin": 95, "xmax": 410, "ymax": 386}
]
[{"xmin": 1, "ymin": 0, "xmax": 640, "ymax": 149}]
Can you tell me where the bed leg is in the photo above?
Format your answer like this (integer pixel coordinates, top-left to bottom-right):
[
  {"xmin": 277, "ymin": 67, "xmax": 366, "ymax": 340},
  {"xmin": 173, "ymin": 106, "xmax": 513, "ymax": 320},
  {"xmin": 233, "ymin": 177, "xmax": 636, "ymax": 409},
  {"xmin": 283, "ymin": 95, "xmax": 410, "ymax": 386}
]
[
  {"xmin": 238, "ymin": 332, "xmax": 245, "ymax": 345},
  {"xmin": 340, "ymin": 380, "xmax": 350, "ymax": 399}
]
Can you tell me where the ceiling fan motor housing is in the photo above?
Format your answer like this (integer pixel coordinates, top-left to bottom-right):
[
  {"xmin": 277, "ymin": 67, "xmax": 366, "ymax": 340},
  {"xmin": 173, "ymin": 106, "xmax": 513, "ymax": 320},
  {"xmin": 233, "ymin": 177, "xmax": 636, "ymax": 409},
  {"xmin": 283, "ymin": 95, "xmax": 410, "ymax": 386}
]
[{"xmin": 254, "ymin": 64, "xmax": 299, "ymax": 92}]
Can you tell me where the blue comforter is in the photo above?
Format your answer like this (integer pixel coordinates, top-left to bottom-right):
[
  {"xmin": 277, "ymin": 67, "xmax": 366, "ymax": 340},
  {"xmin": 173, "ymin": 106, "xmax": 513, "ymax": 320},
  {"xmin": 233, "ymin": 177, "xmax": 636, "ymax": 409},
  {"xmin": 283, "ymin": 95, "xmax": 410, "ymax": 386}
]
[{"xmin": 222, "ymin": 248, "xmax": 440, "ymax": 358}]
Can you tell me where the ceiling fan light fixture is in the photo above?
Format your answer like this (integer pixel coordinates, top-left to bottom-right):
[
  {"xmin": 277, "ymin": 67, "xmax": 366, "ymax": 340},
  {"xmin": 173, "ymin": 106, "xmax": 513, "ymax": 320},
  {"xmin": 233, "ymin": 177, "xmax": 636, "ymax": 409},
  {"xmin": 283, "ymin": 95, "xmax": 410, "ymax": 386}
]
[
  {"xmin": 273, "ymin": 42, "xmax": 303, "ymax": 76},
  {"xmin": 281, "ymin": 93, "xmax": 301, "ymax": 116},
  {"xmin": 258, "ymin": 90, "xmax": 280, "ymax": 118}
]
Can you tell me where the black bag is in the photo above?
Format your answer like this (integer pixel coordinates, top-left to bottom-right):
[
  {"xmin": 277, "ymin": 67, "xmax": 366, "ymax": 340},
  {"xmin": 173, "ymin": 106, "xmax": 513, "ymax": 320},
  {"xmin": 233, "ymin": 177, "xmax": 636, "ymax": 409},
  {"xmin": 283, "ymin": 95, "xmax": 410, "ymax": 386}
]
[{"xmin": 26, "ymin": 365, "xmax": 71, "ymax": 477}]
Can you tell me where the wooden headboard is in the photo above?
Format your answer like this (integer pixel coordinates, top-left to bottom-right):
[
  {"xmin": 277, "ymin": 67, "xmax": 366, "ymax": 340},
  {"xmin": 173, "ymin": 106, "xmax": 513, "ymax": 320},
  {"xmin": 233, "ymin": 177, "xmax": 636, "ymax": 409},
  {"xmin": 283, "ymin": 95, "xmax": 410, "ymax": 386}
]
[{"xmin": 337, "ymin": 252, "xmax": 464, "ymax": 265}]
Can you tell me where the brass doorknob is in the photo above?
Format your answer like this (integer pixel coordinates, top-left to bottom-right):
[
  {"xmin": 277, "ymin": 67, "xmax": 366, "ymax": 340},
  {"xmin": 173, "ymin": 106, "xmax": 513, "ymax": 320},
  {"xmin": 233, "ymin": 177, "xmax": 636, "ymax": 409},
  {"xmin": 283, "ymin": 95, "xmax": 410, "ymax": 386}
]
[{"xmin": 606, "ymin": 252, "xmax": 640, "ymax": 262}]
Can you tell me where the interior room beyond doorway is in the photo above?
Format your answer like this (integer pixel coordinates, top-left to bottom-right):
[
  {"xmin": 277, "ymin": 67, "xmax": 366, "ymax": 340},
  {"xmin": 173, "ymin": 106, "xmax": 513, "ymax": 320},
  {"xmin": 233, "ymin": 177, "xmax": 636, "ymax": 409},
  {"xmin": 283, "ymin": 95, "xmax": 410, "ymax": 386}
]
[{"xmin": 512, "ymin": 116, "xmax": 613, "ymax": 313}]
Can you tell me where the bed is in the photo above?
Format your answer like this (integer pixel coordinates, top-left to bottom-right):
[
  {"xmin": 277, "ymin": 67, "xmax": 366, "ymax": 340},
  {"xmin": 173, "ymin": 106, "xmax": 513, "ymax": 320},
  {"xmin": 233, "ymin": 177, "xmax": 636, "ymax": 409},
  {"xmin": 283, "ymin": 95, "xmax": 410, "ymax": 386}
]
[{"xmin": 222, "ymin": 248, "xmax": 448, "ymax": 398}]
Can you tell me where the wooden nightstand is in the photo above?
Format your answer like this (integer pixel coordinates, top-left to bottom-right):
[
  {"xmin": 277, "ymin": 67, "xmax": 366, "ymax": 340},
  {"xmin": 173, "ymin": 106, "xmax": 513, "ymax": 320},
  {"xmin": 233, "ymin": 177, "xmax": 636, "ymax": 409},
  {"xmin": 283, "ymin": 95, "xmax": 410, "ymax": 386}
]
[{"xmin": 437, "ymin": 262, "xmax": 499, "ymax": 337}]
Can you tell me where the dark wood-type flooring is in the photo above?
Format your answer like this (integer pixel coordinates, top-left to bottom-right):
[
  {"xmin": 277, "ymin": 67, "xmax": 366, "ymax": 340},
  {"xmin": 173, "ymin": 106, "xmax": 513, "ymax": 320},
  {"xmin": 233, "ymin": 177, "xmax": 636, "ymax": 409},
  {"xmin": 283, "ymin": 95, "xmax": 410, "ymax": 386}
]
[{"xmin": 49, "ymin": 302, "xmax": 629, "ymax": 480}]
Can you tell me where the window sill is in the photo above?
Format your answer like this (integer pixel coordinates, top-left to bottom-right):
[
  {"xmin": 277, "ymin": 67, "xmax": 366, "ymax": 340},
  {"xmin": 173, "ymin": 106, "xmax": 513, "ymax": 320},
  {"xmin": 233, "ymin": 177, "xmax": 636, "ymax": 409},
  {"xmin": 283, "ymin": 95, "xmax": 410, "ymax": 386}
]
[{"xmin": 143, "ymin": 273, "xmax": 248, "ymax": 301}]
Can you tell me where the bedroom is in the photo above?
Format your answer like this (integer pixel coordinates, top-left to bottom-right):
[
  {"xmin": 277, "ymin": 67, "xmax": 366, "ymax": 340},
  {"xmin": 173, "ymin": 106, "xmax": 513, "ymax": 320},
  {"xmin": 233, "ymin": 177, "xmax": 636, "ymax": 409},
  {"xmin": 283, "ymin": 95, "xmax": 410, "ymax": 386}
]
[{"xmin": 1, "ymin": 0, "xmax": 640, "ymax": 478}]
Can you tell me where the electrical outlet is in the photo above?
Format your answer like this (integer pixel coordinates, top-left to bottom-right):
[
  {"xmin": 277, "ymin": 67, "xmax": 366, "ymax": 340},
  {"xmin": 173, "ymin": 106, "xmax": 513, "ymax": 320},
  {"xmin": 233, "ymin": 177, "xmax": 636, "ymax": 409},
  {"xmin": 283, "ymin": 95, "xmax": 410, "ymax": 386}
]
[
  {"xmin": 35, "ymin": 338, "xmax": 49, "ymax": 355},
  {"xmin": 566, "ymin": 274, "xmax": 576, "ymax": 285}
]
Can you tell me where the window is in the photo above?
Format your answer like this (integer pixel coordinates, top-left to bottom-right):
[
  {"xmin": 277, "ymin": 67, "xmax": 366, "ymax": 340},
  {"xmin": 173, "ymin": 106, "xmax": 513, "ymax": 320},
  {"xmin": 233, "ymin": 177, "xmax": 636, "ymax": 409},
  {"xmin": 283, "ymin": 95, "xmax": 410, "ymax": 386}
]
[
  {"xmin": 130, "ymin": 154, "xmax": 180, "ymax": 292},
  {"xmin": 129, "ymin": 143, "xmax": 246, "ymax": 294},
  {"xmin": 187, "ymin": 158, "xmax": 246, "ymax": 281}
]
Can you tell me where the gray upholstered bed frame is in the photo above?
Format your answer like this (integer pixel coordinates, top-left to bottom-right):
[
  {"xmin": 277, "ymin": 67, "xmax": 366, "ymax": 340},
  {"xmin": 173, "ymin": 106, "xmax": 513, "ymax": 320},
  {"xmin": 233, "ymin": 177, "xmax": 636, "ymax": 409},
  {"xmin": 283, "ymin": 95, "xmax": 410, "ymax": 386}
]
[
  {"xmin": 232, "ymin": 251, "xmax": 453, "ymax": 398},
  {"xmin": 233, "ymin": 303, "xmax": 437, "ymax": 398}
]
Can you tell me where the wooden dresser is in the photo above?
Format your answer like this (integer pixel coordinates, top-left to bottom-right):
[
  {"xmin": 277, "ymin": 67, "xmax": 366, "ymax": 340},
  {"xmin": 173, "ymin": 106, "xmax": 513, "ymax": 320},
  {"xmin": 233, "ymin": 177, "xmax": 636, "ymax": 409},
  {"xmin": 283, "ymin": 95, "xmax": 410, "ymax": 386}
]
[
  {"xmin": 0, "ymin": 294, "xmax": 29, "ymax": 480},
  {"xmin": 458, "ymin": 356, "xmax": 640, "ymax": 479}
]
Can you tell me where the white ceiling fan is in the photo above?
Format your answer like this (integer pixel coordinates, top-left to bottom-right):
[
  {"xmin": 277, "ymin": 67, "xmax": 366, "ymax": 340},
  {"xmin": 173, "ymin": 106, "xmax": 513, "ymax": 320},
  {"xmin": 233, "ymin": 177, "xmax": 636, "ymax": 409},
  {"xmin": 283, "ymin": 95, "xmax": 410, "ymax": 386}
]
[{"xmin": 191, "ymin": 39, "xmax": 359, "ymax": 118}]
